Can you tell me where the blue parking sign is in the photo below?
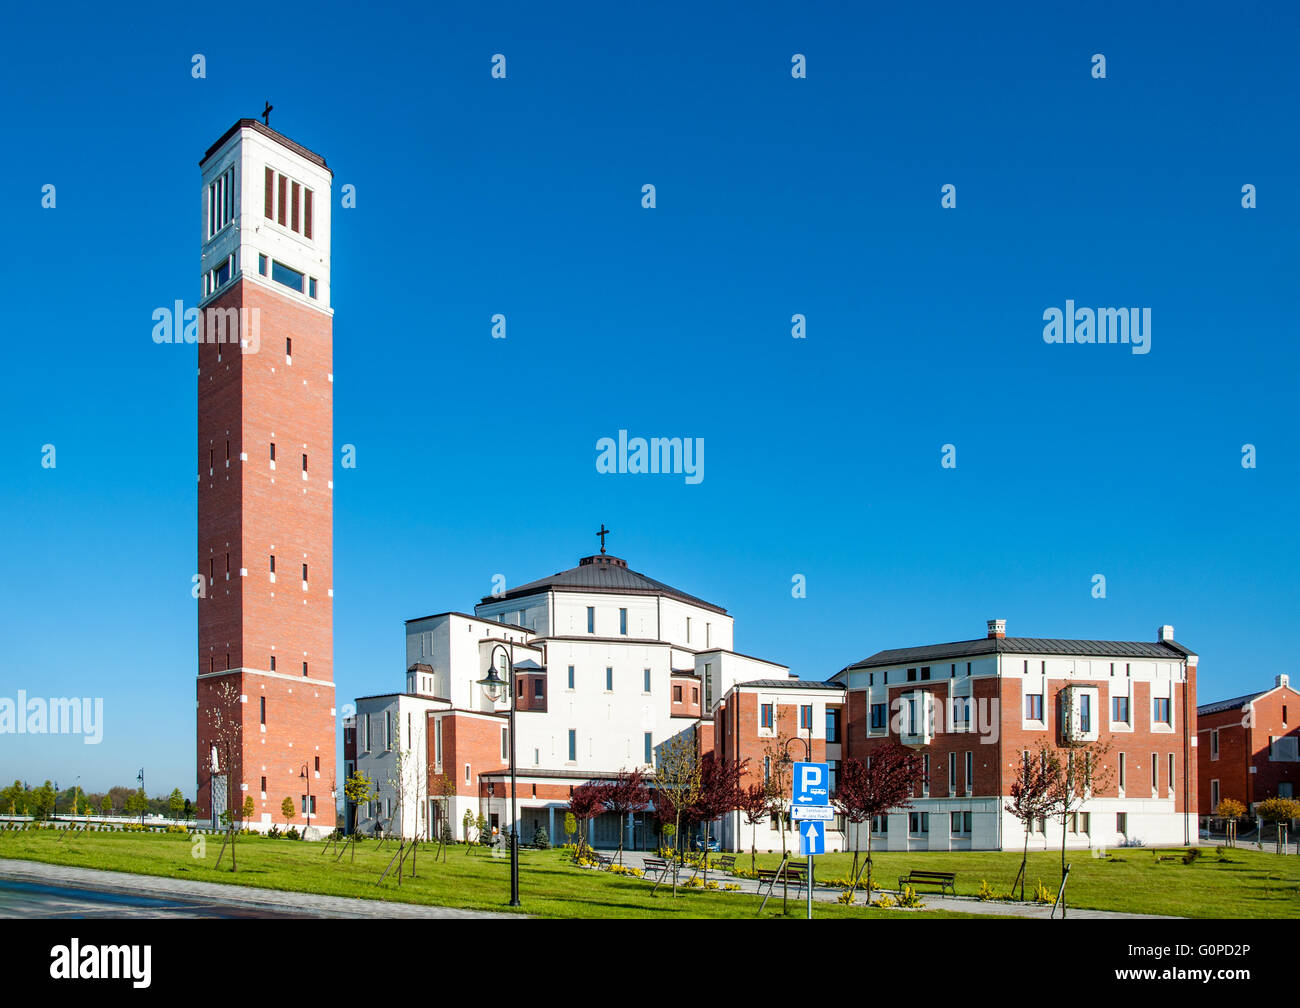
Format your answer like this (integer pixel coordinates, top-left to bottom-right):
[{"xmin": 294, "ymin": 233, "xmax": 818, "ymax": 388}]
[{"xmin": 791, "ymin": 761, "xmax": 830, "ymax": 805}]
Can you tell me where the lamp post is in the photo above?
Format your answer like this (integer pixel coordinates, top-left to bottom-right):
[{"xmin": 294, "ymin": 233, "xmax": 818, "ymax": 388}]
[
  {"xmin": 300, "ymin": 765, "xmax": 312, "ymax": 839},
  {"xmin": 137, "ymin": 768, "xmax": 145, "ymax": 827},
  {"xmin": 477, "ymin": 642, "xmax": 521, "ymax": 907}
]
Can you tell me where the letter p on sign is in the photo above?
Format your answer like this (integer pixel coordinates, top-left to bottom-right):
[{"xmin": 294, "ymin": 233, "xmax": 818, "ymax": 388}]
[{"xmin": 792, "ymin": 761, "xmax": 830, "ymax": 804}]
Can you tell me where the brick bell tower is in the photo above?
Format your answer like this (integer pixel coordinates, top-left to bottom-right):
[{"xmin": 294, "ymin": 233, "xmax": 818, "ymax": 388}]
[{"xmin": 196, "ymin": 116, "xmax": 335, "ymax": 834}]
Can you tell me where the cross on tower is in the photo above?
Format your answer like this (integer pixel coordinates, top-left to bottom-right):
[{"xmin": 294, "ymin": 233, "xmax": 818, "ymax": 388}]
[
  {"xmin": 596, "ymin": 523, "xmax": 611, "ymax": 554},
  {"xmin": 262, "ymin": 101, "xmax": 273, "ymax": 127}
]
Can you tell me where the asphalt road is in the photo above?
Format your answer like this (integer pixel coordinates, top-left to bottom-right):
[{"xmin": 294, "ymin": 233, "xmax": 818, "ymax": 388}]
[{"xmin": 0, "ymin": 878, "xmax": 320, "ymax": 918}]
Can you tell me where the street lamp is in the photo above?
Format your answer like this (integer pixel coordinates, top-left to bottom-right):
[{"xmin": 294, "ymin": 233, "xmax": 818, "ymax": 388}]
[
  {"xmin": 300, "ymin": 765, "xmax": 312, "ymax": 839},
  {"xmin": 137, "ymin": 768, "xmax": 145, "ymax": 827},
  {"xmin": 477, "ymin": 642, "xmax": 521, "ymax": 907}
]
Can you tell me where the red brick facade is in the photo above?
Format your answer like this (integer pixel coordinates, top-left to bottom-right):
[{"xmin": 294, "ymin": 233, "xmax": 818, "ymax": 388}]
[
  {"xmin": 1198, "ymin": 683, "xmax": 1300, "ymax": 813},
  {"xmin": 196, "ymin": 226, "xmax": 335, "ymax": 824}
]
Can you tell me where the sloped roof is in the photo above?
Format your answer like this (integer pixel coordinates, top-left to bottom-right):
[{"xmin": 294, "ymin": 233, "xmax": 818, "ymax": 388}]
[
  {"xmin": 841, "ymin": 635, "xmax": 1195, "ymax": 672},
  {"xmin": 1197, "ymin": 691, "xmax": 1266, "ymax": 717},
  {"xmin": 735, "ymin": 679, "xmax": 844, "ymax": 691},
  {"xmin": 481, "ymin": 554, "xmax": 727, "ymax": 615}
]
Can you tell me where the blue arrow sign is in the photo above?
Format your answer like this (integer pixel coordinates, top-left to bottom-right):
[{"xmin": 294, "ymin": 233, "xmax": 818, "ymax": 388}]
[
  {"xmin": 792, "ymin": 761, "xmax": 830, "ymax": 805},
  {"xmin": 799, "ymin": 818, "xmax": 825, "ymax": 856}
]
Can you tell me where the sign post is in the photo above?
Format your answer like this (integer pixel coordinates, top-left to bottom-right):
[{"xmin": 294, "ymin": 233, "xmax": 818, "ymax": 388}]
[{"xmin": 792, "ymin": 761, "xmax": 830, "ymax": 920}]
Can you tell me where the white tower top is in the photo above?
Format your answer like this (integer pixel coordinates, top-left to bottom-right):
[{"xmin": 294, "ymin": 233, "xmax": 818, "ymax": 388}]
[{"xmin": 198, "ymin": 118, "xmax": 333, "ymax": 311}]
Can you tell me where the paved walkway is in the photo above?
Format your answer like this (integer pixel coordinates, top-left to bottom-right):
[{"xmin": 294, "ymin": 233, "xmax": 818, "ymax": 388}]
[
  {"xmin": 607, "ymin": 851, "xmax": 1177, "ymax": 919},
  {"xmin": 0, "ymin": 858, "xmax": 515, "ymax": 919}
]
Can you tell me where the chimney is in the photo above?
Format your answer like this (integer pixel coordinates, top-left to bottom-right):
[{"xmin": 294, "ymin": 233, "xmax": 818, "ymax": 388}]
[
  {"xmin": 987, "ymin": 619, "xmax": 1006, "ymax": 639},
  {"xmin": 1278, "ymin": 674, "xmax": 1290, "ymax": 689},
  {"xmin": 1158, "ymin": 625, "xmax": 1175, "ymax": 643}
]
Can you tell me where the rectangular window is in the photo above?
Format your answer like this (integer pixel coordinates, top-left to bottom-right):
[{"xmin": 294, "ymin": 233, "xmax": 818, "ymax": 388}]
[
  {"xmin": 535, "ymin": 679, "xmax": 544, "ymax": 699},
  {"xmin": 826, "ymin": 709, "xmax": 840, "ymax": 743},
  {"xmin": 965, "ymin": 751, "xmax": 973, "ymax": 792},
  {"xmin": 619, "ymin": 608, "xmax": 628, "ymax": 635},
  {"xmin": 760, "ymin": 704, "xmax": 774, "ymax": 729},
  {"xmin": 586, "ymin": 607, "xmax": 595, "ymax": 633},
  {"xmin": 264, "ymin": 166, "xmax": 274, "ymax": 219},
  {"xmin": 1210, "ymin": 779, "xmax": 1220, "ymax": 809},
  {"xmin": 1025, "ymin": 693, "xmax": 1044, "ymax": 721},
  {"xmin": 302, "ymin": 563, "xmax": 308, "ymax": 582},
  {"xmin": 207, "ymin": 166, "xmax": 234, "ymax": 239},
  {"xmin": 258, "ymin": 253, "xmax": 268, "ymax": 276},
  {"xmin": 269, "ymin": 655, "xmax": 276, "ymax": 671},
  {"xmin": 643, "ymin": 668, "xmax": 651, "ymax": 692},
  {"xmin": 567, "ymin": 730, "xmax": 576, "ymax": 762},
  {"xmin": 1211, "ymin": 729, "xmax": 1219, "ymax": 759},
  {"xmin": 308, "ymin": 277, "xmax": 317, "ymax": 299},
  {"xmin": 673, "ymin": 684, "xmax": 682, "ymax": 702},
  {"xmin": 260, "ymin": 776, "xmax": 266, "ymax": 795},
  {"xmin": 644, "ymin": 732, "xmax": 653, "ymax": 765},
  {"xmin": 1168, "ymin": 753, "xmax": 1175, "ymax": 792},
  {"xmin": 1154, "ymin": 697, "xmax": 1171, "ymax": 725},
  {"xmin": 870, "ymin": 703, "xmax": 887, "ymax": 731},
  {"xmin": 567, "ymin": 665, "xmax": 575, "ymax": 689},
  {"xmin": 799, "ymin": 704, "xmax": 812, "ymax": 730},
  {"xmin": 692, "ymin": 687, "xmax": 699, "ymax": 704},
  {"xmin": 304, "ymin": 187, "xmax": 313, "ymax": 239},
  {"xmin": 1118, "ymin": 752, "xmax": 1127, "ymax": 790},
  {"xmin": 907, "ymin": 668, "xmax": 917, "ymax": 682},
  {"xmin": 1080, "ymin": 693, "xmax": 1092, "ymax": 734},
  {"xmin": 302, "ymin": 661, "xmax": 308, "ymax": 677},
  {"xmin": 291, "ymin": 180, "xmax": 300, "ymax": 232},
  {"xmin": 908, "ymin": 812, "xmax": 930, "ymax": 835},
  {"xmin": 920, "ymin": 666, "xmax": 931, "ymax": 681},
  {"xmin": 501, "ymin": 727, "xmax": 508, "ymax": 760},
  {"xmin": 1151, "ymin": 752, "xmax": 1158, "ymax": 792},
  {"xmin": 269, "ymin": 554, "xmax": 275, "ymax": 573},
  {"xmin": 259, "ymin": 697, "xmax": 266, "ymax": 725},
  {"xmin": 1112, "ymin": 696, "xmax": 1130, "ymax": 723},
  {"xmin": 270, "ymin": 442, "xmax": 276, "ymax": 462},
  {"xmin": 686, "ymin": 617, "xmax": 691, "ymax": 642},
  {"xmin": 605, "ymin": 667, "xmax": 613, "ymax": 691},
  {"xmin": 465, "ymin": 763, "xmax": 471, "ymax": 784},
  {"xmin": 271, "ymin": 259, "xmax": 304, "ymax": 293},
  {"xmin": 1117, "ymin": 812, "xmax": 1128, "ymax": 836},
  {"xmin": 277, "ymin": 173, "xmax": 287, "ymax": 226},
  {"xmin": 302, "ymin": 453, "xmax": 308, "ymax": 472}
]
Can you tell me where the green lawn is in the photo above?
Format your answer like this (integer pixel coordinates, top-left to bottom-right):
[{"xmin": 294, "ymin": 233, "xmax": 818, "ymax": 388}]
[
  {"xmin": 0, "ymin": 831, "xmax": 987, "ymax": 919},
  {"xmin": 737, "ymin": 845, "xmax": 1300, "ymax": 918}
]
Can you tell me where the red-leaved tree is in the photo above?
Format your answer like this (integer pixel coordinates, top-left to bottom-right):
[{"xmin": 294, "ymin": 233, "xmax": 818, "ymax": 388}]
[
  {"xmin": 602, "ymin": 769, "xmax": 651, "ymax": 865},
  {"xmin": 1004, "ymin": 746, "xmax": 1058, "ymax": 900},
  {"xmin": 831, "ymin": 746, "xmax": 923, "ymax": 900},
  {"xmin": 690, "ymin": 754, "xmax": 746, "ymax": 885},
  {"xmin": 567, "ymin": 781, "xmax": 609, "ymax": 857},
  {"xmin": 738, "ymin": 781, "xmax": 776, "ymax": 875}
]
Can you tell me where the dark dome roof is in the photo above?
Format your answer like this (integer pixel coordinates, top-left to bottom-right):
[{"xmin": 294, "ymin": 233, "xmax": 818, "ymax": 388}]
[{"xmin": 481, "ymin": 555, "xmax": 727, "ymax": 615}]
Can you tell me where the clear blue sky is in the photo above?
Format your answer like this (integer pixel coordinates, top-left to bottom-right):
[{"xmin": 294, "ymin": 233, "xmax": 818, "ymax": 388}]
[{"xmin": 1, "ymin": 1, "xmax": 1296, "ymax": 795}]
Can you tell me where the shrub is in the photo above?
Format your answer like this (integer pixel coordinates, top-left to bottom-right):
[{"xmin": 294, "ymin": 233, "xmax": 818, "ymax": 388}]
[
  {"xmin": 285, "ymin": 826, "xmax": 300, "ymax": 841},
  {"xmin": 1033, "ymin": 880, "xmax": 1051, "ymax": 904},
  {"xmin": 837, "ymin": 889, "xmax": 855, "ymax": 905},
  {"xmin": 896, "ymin": 885, "xmax": 924, "ymax": 909},
  {"xmin": 1257, "ymin": 797, "xmax": 1300, "ymax": 824},
  {"xmin": 267, "ymin": 826, "xmax": 282, "ymax": 839},
  {"xmin": 1182, "ymin": 847, "xmax": 1201, "ymax": 865},
  {"xmin": 532, "ymin": 825, "xmax": 549, "ymax": 850},
  {"xmin": 684, "ymin": 876, "xmax": 703, "ymax": 888},
  {"xmin": 871, "ymin": 894, "xmax": 895, "ymax": 908},
  {"xmin": 165, "ymin": 823, "xmax": 187, "ymax": 834},
  {"xmin": 705, "ymin": 880, "xmax": 719, "ymax": 890},
  {"xmin": 977, "ymin": 879, "xmax": 996, "ymax": 901},
  {"xmin": 724, "ymin": 883, "xmax": 741, "ymax": 891}
]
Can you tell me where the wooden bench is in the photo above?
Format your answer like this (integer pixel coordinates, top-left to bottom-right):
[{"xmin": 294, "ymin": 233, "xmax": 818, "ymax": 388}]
[
  {"xmin": 716, "ymin": 854, "xmax": 736, "ymax": 873},
  {"xmin": 643, "ymin": 857, "xmax": 672, "ymax": 882},
  {"xmin": 594, "ymin": 852, "xmax": 614, "ymax": 869},
  {"xmin": 757, "ymin": 867, "xmax": 807, "ymax": 896},
  {"xmin": 897, "ymin": 870, "xmax": 956, "ymax": 895}
]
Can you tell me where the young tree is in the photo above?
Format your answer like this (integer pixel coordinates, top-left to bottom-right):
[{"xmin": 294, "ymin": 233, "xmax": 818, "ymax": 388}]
[
  {"xmin": 281, "ymin": 796, "xmax": 296, "ymax": 829},
  {"xmin": 343, "ymin": 770, "xmax": 377, "ymax": 835},
  {"xmin": 31, "ymin": 781, "xmax": 56, "ymax": 821},
  {"xmin": 601, "ymin": 769, "xmax": 650, "ymax": 865},
  {"xmin": 691, "ymin": 753, "xmax": 746, "ymax": 885},
  {"xmin": 205, "ymin": 680, "xmax": 244, "ymax": 870},
  {"xmin": 830, "ymin": 747, "xmax": 924, "ymax": 902},
  {"xmin": 653, "ymin": 732, "xmax": 704, "ymax": 896},
  {"xmin": 430, "ymin": 774, "xmax": 457, "ymax": 861},
  {"xmin": 1004, "ymin": 746, "xmax": 1058, "ymax": 900},
  {"xmin": 738, "ymin": 782, "xmax": 776, "ymax": 875},
  {"xmin": 563, "ymin": 811, "xmax": 577, "ymax": 846},
  {"xmin": 566, "ymin": 781, "xmax": 609, "ymax": 857},
  {"xmin": 1048, "ymin": 739, "xmax": 1112, "ymax": 879},
  {"xmin": 168, "ymin": 788, "xmax": 185, "ymax": 822},
  {"xmin": 241, "ymin": 794, "xmax": 255, "ymax": 824},
  {"xmin": 100, "ymin": 794, "xmax": 112, "ymax": 816}
]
